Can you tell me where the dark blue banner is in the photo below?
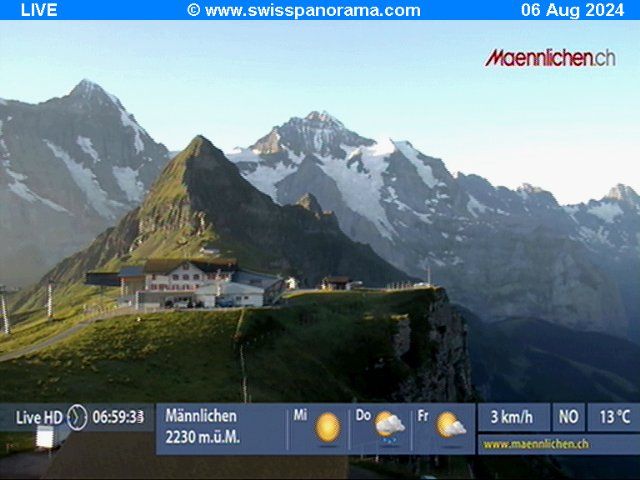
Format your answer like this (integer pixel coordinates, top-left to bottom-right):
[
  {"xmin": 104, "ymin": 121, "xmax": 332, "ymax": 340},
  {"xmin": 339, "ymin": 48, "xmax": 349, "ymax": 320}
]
[{"xmin": 0, "ymin": 0, "xmax": 636, "ymax": 20}]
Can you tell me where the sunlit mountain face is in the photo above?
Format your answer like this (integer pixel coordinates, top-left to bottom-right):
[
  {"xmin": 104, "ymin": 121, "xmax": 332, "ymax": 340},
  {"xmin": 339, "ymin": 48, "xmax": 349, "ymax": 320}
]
[
  {"xmin": 0, "ymin": 80, "xmax": 170, "ymax": 286},
  {"xmin": 228, "ymin": 112, "xmax": 639, "ymax": 339}
]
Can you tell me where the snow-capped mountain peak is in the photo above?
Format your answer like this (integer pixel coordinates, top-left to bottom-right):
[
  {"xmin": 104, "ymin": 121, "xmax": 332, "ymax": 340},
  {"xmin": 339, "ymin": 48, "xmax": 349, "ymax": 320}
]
[
  {"xmin": 70, "ymin": 78, "xmax": 104, "ymax": 95},
  {"xmin": 229, "ymin": 117, "xmax": 459, "ymax": 243},
  {"xmin": 58, "ymin": 80, "xmax": 150, "ymax": 156},
  {"xmin": 304, "ymin": 110, "xmax": 344, "ymax": 128},
  {"xmin": 605, "ymin": 184, "xmax": 639, "ymax": 207},
  {"xmin": 0, "ymin": 80, "xmax": 170, "ymax": 285},
  {"xmin": 67, "ymin": 79, "xmax": 119, "ymax": 107},
  {"xmin": 250, "ymin": 111, "xmax": 373, "ymax": 159},
  {"xmin": 516, "ymin": 183, "xmax": 558, "ymax": 207},
  {"xmin": 229, "ymin": 113, "xmax": 638, "ymax": 337},
  {"xmin": 517, "ymin": 182, "xmax": 545, "ymax": 195}
]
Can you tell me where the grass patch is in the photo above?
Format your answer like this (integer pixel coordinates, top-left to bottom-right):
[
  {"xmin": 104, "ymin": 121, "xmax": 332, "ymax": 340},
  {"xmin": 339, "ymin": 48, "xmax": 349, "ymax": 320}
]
[
  {"xmin": 0, "ymin": 284, "xmax": 118, "ymax": 355},
  {"xmin": 0, "ymin": 311, "xmax": 243, "ymax": 402},
  {"xmin": 0, "ymin": 289, "xmax": 440, "ymax": 404}
]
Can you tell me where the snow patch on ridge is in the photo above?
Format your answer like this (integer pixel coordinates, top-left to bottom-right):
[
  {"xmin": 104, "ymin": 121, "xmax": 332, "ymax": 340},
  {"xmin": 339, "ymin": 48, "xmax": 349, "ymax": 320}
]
[
  {"xmin": 385, "ymin": 186, "xmax": 432, "ymax": 224},
  {"xmin": 106, "ymin": 93, "xmax": 146, "ymax": 154},
  {"xmin": 563, "ymin": 205, "xmax": 579, "ymax": 215},
  {"xmin": 227, "ymin": 147, "xmax": 259, "ymax": 163},
  {"xmin": 467, "ymin": 195, "xmax": 489, "ymax": 218},
  {"xmin": 2, "ymin": 130, "xmax": 69, "ymax": 213},
  {"xmin": 7, "ymin": 176, "xmax": 69, "ymax": 213},
  {"xmin": 5, "ymin": 167, "xmax": 26, "ymax": 182},
  {"xmin": 76, "ymin": 136, "xmax": 100, "ymax": 163},
  {"xmin": 588, "ymin": 202, "xmax": 623, "ymax": 223},
  {"xmin": 112, "ymin": 166, "xmax": 145, "ymax": 203},
  {"xmin": 370, "ymin": 137, "xmax": 396, "ymax": 157},
  {"xmin": 317, "ymin": 138, "xmax": 397, "ymax": 239},
  {"xmin": 227, "ymin": 147, "xmax": 297, "ymax": 200},
  {"xmin": 562, "ymin": 205, "xmax": 581, "ymax": 224},
  {"xmin": 394, "ymin": 140, "xmax": 444, "ymax": 189},
  {"xmin": 579, "ymin": 225, "xmax": 613, "ymax": 247},
  {"xmin": 283, "ymin": 146, "xmax": 306, "ymax": 164},
  {"xmin": 44, "ymin": 139, "xmax": 117, "ymax": 219},
  {"xmin": 0, "ymin": 120, "xmax": 10, "ymax": 159}
]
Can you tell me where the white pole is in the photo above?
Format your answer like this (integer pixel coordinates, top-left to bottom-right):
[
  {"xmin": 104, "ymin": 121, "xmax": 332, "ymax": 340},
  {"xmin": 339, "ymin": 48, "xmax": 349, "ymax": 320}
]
[
  {"xmin": 427, "ymin": 265, "xmax": 432, "ymax": 286},
  {"xmin": 1, "ymin": 294, "xmax": 9, "ymax": 335},
  {"xmin": 240, "ymin": 344, "xmax": 248, "ymax": 404},
  {"xmin": 47, "ymin": 282, "xmax": 53, "ymax": 321}
]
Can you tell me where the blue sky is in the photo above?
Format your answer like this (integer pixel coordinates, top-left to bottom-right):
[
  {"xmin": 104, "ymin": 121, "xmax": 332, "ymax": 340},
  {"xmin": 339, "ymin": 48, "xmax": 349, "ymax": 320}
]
[{"xmin": 1, "ymin": 21, "xmax": 638, "ymax": 204}]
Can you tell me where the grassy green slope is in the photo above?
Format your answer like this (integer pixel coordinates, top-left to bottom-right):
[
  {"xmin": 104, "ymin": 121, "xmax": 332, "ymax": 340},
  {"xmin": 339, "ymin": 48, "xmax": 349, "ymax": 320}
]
[
  {"xmin": 0, "ymin": 284, "xmax": 117, "ymax": 355},
  {"xmin": 0, "ymin": 290, "xmax": 439, "ymax": 403}
]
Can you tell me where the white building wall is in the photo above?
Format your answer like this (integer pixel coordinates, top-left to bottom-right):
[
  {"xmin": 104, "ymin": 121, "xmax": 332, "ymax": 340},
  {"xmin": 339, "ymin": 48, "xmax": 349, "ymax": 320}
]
[
  {"xmin": 146, "ymin": 262, "xmax": 231, "ymax": 292},
  {"xmin": 195, "ymin": 282, "xmax": 265, "ymax": 308},
  {"xmin": 198, "ymin": 295, "xmax": 218, "ymax": 308},
  {"xmin": 195, "ymin": 293, "xmax": 263, "ymax": 308},
  {"xmin": 229, "ymin": 293, "xmax": 264, "ymax": 308}
]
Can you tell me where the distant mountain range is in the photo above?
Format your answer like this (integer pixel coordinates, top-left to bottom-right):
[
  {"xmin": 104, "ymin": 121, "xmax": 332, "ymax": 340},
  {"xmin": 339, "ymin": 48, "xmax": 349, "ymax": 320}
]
[
  {"xmin": 0, "ymin": 80, "xmax": 169, "ymax": 286},
  {"xmin": 2, "ymin": 83, "xmax": 637, "ymax": 340},
  {"xmin": 228, "ymin": 112, "xmax": 639, "ymax": 339}
]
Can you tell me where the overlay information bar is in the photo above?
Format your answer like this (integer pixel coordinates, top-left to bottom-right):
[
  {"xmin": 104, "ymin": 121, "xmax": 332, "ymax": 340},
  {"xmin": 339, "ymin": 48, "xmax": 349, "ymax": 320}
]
[
  {"xmin": 1, "ymin": 403, "xmax": 638, "ymax": 455},
  {"xmin": 154, "ymin": 402, "xmax": 640, "ymax": 455},
  {"xmin": 156, "ymin": 403, "xmax": 476, "ymax": 455},
  {"xmin": 0, "ymin": 403, "xmax": 154, "ymax": 432},
  {"xmin": 0, "ymin": 0, "xmax": 638, "ymax": 20}
]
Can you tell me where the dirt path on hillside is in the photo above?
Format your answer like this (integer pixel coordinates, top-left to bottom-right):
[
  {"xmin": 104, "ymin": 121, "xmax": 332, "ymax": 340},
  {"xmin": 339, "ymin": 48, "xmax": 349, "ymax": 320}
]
[
  {"xmin": 0, "ymin": 320, "xmax": 95, "ymax": 363},
  {"xmin": 0, "ymin": 307, "xmax": 140, "ymax": 363},
  {"xmin": 0, "ymin": 305, "xmax": 255, "ymax": 363}
]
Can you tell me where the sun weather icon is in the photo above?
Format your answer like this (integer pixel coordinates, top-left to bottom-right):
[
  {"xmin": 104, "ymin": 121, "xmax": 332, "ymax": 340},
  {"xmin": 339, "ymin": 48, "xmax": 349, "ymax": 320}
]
[{"xmin": 315, "ymin": 412, "xmax": 341, "ymax": 443}]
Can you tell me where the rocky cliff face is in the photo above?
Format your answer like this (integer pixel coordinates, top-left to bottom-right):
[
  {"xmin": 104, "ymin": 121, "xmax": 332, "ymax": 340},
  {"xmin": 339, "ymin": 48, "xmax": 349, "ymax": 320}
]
[
  {"xmin": 237, "ymin": 287, "xmax": 474, "ymax": 404},
  {"xmin": 395, "ymin": 288, "xmax": 474, "ymax": 402},
  {"xmin": 0, "ymin": 80, "xmax": 169, "ymax": 286},
  {"xmin": 228, "ymin": 112, "xmax": 637, "ymax": 338}
]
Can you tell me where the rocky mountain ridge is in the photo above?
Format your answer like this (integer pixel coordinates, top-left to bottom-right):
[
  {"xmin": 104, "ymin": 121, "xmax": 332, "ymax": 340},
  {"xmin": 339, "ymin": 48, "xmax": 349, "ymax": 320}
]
[
  {"xmin": 20, "ymin": 135, "xmax": 409, "ymax": 303},
  {"xmin": 0, "ymin": 80, "xmax": 170, "ymax": 285}
]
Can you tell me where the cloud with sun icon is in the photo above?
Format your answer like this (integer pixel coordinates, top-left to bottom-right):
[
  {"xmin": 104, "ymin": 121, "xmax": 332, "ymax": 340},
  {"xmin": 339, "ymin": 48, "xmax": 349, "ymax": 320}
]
[
  {"xmin": 436, "ymin": 411, "xmax": 467, "ymax": 438},
  {"xmin": 375, "ymin": 411, "xmax": 406, "ymax": 437}
]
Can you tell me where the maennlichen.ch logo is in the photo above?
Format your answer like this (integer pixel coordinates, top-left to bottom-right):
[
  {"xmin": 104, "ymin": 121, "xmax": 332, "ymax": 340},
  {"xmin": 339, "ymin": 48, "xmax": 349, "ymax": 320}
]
[{"xmin": 485, "ymin": 48, "xmax": 616, "ymax": 67}]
